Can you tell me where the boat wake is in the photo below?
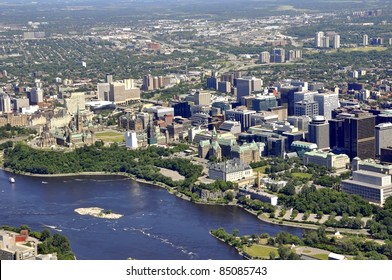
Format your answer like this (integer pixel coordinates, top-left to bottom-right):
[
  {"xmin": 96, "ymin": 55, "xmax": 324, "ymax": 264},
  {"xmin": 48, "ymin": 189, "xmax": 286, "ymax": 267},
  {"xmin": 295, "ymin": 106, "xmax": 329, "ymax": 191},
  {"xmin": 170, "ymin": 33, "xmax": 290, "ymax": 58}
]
[
  {"xmin": 42, "ymin": 224, "xmax": 62, "ymax": 232},
  {"xmin": 123, "ymin": 227, "xmax": 199, "ymax": 259}
]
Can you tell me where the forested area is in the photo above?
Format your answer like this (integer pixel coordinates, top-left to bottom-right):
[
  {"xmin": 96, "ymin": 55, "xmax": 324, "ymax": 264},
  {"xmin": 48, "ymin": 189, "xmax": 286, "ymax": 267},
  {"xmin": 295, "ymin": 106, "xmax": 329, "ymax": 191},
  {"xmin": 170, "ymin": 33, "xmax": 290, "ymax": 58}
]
[{"xmin": 3, "ymin": 143, "xmax": 203, "ymax": 192}]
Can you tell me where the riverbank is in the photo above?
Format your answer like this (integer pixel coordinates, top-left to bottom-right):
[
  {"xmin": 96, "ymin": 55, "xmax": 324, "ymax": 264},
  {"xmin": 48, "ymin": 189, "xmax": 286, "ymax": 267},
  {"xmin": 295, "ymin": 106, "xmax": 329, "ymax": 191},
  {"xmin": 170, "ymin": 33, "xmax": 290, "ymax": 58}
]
[
  {"xmin": 0, "ymin": 166, "xmax": 372, "ymax": 237},
  {"xmin": 239, "ymin": 206, "xmax": 371, "ymax": 236}
]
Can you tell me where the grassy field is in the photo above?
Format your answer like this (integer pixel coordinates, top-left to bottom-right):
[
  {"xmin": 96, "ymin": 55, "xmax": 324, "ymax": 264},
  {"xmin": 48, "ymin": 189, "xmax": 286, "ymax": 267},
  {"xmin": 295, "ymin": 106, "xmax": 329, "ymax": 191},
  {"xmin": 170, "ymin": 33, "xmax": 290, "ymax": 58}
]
[
  {"xmin": 253, "ymin": 165, "xmax": 270, "ymax": 174},
  {"xmin": 95, "ymin": 131, "xmax": 125, "ymax": 143},
  {"xmin": 328, "ymin": 46, "xmax": 388, "ymax": 53},
  {"xmin": 274, "ymin": 5, "xmax": 309, "ymax": 12},
  {"xmin": 243, "ymin": 245, "xmax": 278, "ymax": 259},
  {"xmin": 312, "ymin": 253, "xmax": 329, "ymax": 260},
  {"xmin": 291, "ymin": 172, "xmax": 313, "ymax": 179}
]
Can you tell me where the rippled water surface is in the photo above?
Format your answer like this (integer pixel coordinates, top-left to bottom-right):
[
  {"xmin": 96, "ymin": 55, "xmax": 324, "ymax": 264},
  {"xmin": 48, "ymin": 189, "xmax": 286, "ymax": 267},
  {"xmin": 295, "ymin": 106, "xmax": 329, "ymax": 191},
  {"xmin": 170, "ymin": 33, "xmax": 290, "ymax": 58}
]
[{"xmin": 0, "ymin": 170, "xmax": 301, "ymax": 260}]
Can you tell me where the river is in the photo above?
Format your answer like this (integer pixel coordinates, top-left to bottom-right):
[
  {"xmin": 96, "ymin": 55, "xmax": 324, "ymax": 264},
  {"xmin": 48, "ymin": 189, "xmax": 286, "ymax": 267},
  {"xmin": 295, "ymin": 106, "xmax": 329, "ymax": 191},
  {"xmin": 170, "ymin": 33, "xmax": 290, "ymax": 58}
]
[{"xmin": 0, "ymin": 170, "xmax": 302, "ymax": 260}]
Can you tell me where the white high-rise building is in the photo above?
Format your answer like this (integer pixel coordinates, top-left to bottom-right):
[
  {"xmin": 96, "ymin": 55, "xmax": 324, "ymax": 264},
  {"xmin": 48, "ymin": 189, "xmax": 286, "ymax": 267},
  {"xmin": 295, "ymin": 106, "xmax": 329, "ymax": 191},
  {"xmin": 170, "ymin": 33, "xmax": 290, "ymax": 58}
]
[
  {"xmin": 97, "ymin": 83, "xmax": 110, "ymax": 100},
  {"xmin": 363, "ymin": 34, "xmax": 369, "ymax": 46},
  {"xmin": 314, "ymin": 92, "xmax": 339, "ymax": 120},
  {"xmin": 333, "ymin": 34, "xmax": 340, "ymax": 49},
  {"xmin": 125, "ymin": 131, "xmax": 138, "ymax": 149},
  {"xmin": 0, "ymin": 93, "xmax": 12, "ymax": 113},
  {"xmin": 375, "ymin": 123, "xmax": 392, "ymax": 156},
  {"xmin": 194, "ymin": 90, "xmax": 211, "ymax": 106},
  {"xmin": 322, "ymin": 36, "xmax": 330, "ymax": 48},
  {"xmin": 315, "ymin": 31, "xmax": 324, "ymax": 48}
]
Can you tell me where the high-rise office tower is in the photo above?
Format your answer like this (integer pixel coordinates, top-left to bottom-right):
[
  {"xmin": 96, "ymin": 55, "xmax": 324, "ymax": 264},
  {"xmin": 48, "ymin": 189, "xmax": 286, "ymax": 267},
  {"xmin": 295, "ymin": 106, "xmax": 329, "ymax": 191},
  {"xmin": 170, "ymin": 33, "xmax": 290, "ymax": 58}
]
[
  {"xmin": 343, "ymin": 112, "xmax": 376, "ymax": 159},
  {"xmin": 194, "ymin": 91, "xmax": 211, "ymax": 106},
  {"xmin": 225, "ymin": 108, "xmax": 256, "ymax": 131},
  {"xmin": 329, "ymin": 118, "xmax": 345, "ymax": 150},
  {"xmin": 235, "ymin": 77, "xmax": 263, "ymax": 104},
  {"xmin": 308, "ymin": 116, "xmax": 330, "ymax": 149},
  {"xmin": 270, "ymin": 48, "xmax": 285, "ymax": 63},
  {"xmin": 363, "ymin": 34, "xmax": 369, "ymax": 46},
  {"xmin": 293, "ymin": 90, "xmax": 316, "ymax": 103},
  {"xmin": 375, "ymin": 123, "xmax": 392, "ymax": 157},
  {"xmin": 29, "ymin": 88, "xmax": 44, "ymax": 105},
  {"xmin": 314, "ymin": 92, "xmax": 339, "ymax": 120},
  {"xmin": 252, "ymin": 96, "xmax": 278, "ymax": 112},
  {"xmin": 333, "ymin": 34, "xmax": 340, "ymax": 49},
  {"xmin": 142, "ymin": 75, "xmax": 154, "ymax": 91},
  {"xmin": 294, "ymin": 100, "xmax": 319, "ymax": 117},
  {"xmin": 206, "ymin": 76, "xmax": 219, "ymax": 90}
]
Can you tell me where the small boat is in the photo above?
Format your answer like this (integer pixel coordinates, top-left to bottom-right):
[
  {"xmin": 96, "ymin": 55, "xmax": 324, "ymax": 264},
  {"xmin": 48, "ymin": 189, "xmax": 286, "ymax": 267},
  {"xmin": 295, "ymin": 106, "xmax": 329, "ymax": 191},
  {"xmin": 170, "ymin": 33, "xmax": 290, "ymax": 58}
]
[
  {"xmin": 9, "ymin": 177, "xmax": 15, "ymax": 183},
  {"xmin": 42, "ymin": 181, "xmax": 48, "ymax": 184}
]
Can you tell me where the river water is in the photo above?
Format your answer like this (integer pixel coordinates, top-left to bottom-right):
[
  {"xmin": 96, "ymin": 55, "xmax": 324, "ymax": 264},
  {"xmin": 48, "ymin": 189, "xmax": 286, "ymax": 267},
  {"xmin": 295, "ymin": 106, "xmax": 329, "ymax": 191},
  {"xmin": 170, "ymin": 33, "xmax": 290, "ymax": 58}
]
[{"xmin": 0, "ymin": 170, "xmax": 302, "ymax": 260}]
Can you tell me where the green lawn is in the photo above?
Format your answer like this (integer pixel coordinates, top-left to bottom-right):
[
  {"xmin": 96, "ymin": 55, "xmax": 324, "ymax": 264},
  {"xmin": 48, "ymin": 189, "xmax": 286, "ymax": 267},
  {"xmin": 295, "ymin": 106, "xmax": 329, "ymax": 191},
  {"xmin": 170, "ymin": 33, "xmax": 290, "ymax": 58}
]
[
  {"xmin": 95, "ymin": 131, "xmax": 125, "ymax": 143},
  {"xmin": 312, "ymin": 253, "xmax": 329, "ymax": 260},
  {"xmin": 253, "ymin": 165, "xmax": 270, "ymax": 174},
  {"xmin": 328, "ymin": 46, "xmax": 387, "ymax": 53},
  {"xmin": 243, "ymin": 245, "xmax": 278, "ymax": 259},
  {"xmin": 291, "ymin": 172, "xmax": 313, "ymax": 179}
]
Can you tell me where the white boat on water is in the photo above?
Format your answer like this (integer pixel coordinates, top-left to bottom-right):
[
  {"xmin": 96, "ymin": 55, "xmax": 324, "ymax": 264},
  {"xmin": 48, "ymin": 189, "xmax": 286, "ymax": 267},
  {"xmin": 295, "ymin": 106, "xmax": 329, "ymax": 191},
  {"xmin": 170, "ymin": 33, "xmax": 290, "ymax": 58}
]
[{"xmin": 9, "ymin": 177, "xmax": 15, "ymax": 183}]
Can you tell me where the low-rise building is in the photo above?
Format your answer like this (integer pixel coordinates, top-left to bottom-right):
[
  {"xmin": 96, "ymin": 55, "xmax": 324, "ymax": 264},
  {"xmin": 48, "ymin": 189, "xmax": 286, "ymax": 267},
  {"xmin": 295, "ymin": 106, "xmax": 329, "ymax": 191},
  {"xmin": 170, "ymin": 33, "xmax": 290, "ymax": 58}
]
[
  {"xmin": 341, "ymin": 170, "xmax": 392, "ymax": 205},
  {"xmin": 238, "ymin": 187, "xmax": 278, "ymax": 206},
  {"xmin": 291, "ymin": 141, "xmax": 318, "ymax": 157},
  {"xmin": 208, "ymin": 158, "xmax": 254, "ymax": 186},
  {"xmin": 219, "ymin": 120, "xmax": 241, "ymax": 134},
  {"xmin": 0, "ymin": 230, "xmax": 57, "ymax": 260},
  {"xmin": 303, "ymin": 151, "xmax": 349, "ymax": 170},
  {"xmin": 231, "ymin": 141, "xmax": 261, "ymax": 164},
  {"xmin": 352, "ymin": 157, "xmax": 392, "ymax": 175}
]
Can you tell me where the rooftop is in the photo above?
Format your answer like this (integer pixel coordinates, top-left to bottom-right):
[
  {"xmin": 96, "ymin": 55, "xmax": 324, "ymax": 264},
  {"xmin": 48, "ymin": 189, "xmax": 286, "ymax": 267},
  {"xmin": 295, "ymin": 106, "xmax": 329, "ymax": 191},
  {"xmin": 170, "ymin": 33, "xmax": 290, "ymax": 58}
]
[
  {"xmin": 354, "ymin": 169, "xmax": 391, "ymax": 179},
  {"xmin": 304, "ymin": 150, "xmax": 348, "ymax": 159},
  {"xmin": 209, "ymin": 158, "xmax": 252, "ymax": 173},
  {"xmin": 291, "ymin": 141, "xmax": 318, "ymax": 149}
]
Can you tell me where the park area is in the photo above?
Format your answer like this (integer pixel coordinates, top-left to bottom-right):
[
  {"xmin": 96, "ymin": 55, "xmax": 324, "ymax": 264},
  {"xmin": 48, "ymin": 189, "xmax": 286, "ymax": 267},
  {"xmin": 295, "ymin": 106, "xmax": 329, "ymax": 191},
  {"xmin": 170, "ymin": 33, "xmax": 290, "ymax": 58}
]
[{"xmin": 95, "ymin": 130, "xmax": 125, "ymax": 143}]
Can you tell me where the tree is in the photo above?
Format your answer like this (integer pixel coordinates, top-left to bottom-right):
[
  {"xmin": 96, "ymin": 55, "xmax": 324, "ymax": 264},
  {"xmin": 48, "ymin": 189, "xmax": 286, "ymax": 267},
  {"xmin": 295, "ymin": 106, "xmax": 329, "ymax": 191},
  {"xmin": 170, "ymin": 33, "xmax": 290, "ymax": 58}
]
[
  {"xmin": 269, "ymin": 251, "xmax": 276, "ymax": 260},
  {"xmin": 278, "ymin": 246, "xmax": 291, "ymax": 260},
  {"xmin": 40, "ymin": 229, "xmax": 51, "ymax": 241},
  {"xmin": 18, "ymin": 225, "xmax": 31, "ymax": 233},
  {"xmin": 291, "ymin": 209, "xmax": 299, "ymax": 220},
  {"xmin": 384, "ymin": 196, "xmax": 392, "ymax": 210},
  {"xmin": 224, "ymin": 191, "xmax": 234, "ymax": 202},
  {"xmin": 280, "ymin": 184, "xmax": 296, "ymax": 196}
]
